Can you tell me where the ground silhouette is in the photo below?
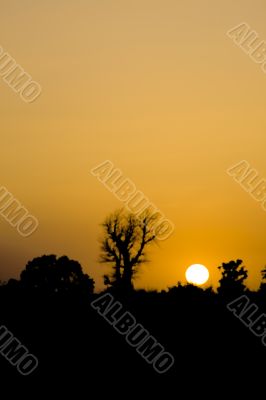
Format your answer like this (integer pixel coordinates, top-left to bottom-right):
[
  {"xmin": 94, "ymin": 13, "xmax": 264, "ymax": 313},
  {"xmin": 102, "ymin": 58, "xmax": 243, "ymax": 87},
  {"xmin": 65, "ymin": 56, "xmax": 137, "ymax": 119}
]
[{"xmin": 0, "ymin": 253, "xmax": 266, "ymax": 397}]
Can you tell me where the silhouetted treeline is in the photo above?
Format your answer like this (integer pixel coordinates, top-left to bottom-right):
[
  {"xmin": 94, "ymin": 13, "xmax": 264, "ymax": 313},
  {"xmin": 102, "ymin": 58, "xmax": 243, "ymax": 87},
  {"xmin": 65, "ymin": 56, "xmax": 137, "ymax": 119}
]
[{"xmin": 0, "ymin": 255, "xmax": 266, "ymax": 397}]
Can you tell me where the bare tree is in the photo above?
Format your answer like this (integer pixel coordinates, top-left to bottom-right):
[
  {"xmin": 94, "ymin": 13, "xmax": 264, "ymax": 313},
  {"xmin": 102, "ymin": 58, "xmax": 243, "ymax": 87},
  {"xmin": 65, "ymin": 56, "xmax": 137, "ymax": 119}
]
[{"xmin": 100, "ymin": 209, "xmax": 157, "ymax": 291}]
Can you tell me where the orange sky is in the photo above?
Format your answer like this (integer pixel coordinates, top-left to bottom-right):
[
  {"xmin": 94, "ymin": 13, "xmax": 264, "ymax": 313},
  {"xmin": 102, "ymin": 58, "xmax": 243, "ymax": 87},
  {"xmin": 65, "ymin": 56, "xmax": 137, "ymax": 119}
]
[{"xmin": 1, "ymin": 0, "xmax": 266, "ymax": 291}]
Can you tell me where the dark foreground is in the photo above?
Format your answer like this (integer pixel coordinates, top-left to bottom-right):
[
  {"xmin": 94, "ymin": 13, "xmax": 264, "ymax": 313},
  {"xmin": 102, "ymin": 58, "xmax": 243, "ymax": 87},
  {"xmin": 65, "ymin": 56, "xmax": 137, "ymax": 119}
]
[{"xmin": 0, "ymin": 283, "xmax": 265, "ymax": 397}]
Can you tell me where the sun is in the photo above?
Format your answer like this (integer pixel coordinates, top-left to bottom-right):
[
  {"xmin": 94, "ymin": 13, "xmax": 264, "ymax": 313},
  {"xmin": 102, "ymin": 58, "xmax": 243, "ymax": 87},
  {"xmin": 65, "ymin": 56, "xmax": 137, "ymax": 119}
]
[{"xmin": 185, "ymin": 264, "xmax": 209, "ymax": 285}]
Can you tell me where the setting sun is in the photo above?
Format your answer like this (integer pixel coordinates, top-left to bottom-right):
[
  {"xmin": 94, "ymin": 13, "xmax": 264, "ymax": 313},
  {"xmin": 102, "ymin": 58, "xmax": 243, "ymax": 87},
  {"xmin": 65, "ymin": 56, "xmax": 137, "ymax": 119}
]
[{"xmin": 185, "ymin": 264, "xmax": 210, "ymax": 286}]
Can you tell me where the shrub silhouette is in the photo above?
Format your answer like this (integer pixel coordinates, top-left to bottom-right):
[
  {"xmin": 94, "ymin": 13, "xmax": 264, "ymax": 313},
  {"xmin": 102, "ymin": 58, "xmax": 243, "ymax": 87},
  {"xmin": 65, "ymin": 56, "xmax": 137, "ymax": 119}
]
[
  {"xmin": 20, "ymin": 254, "xmax": 94, "ymax": 295},
  {"xmin": 217, "ymin": 259, "xmax": 248, "ymax": 298}
]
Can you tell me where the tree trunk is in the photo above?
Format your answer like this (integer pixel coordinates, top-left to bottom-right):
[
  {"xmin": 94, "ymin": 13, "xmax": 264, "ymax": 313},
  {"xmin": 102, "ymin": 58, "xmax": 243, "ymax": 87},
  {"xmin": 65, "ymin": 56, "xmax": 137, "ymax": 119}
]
[{"xmin": 122, "ymin": 264, "xmax": 134, "ymax": 292}]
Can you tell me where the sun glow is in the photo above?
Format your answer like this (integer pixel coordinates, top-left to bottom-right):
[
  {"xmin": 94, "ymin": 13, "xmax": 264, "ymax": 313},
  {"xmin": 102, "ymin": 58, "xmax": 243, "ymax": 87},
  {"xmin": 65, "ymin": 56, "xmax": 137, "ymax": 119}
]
[{"xmin": 185, "ymin": 264, "xmax": 209, "ymax": 285}]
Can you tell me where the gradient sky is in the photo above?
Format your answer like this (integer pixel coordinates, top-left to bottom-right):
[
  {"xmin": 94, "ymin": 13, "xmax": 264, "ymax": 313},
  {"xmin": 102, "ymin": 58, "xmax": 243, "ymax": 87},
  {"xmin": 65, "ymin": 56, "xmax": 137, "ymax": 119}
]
[{"xmin": 1, "ymin": 0, "xmax": 266, "ymax": 291}]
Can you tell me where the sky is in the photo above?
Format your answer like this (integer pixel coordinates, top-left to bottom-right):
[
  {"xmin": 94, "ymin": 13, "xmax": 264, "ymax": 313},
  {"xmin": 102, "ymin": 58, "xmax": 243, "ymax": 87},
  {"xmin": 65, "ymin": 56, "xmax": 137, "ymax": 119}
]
[{"xmin": 1, "ymin": 0, "xmax": 266, "ymax": 291}]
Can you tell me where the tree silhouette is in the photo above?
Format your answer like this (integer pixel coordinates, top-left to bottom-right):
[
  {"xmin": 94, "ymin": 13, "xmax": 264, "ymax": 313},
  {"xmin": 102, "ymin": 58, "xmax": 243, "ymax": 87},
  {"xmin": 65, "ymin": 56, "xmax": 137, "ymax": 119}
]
[
  {"xmin": 258, "ymin": 266, "xmax": 266, "ymax": 294},
  {"xmin": 100, "ymin": 209, "xmax": 157, "ymax": 292},
  {"xmin": 20, "ymin": 255, "xmax": 94, "ymax": 295},
  {"xmin": 217, "ymin": 259, "xmax": 248, "ymax": 298},
  {"xmin": 261, "ymin": 266, "xmax": 266, "ymax": 281},
  {"xmin": 1, "ymin": 251, "xmax": 265, "ymax": 394}
]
